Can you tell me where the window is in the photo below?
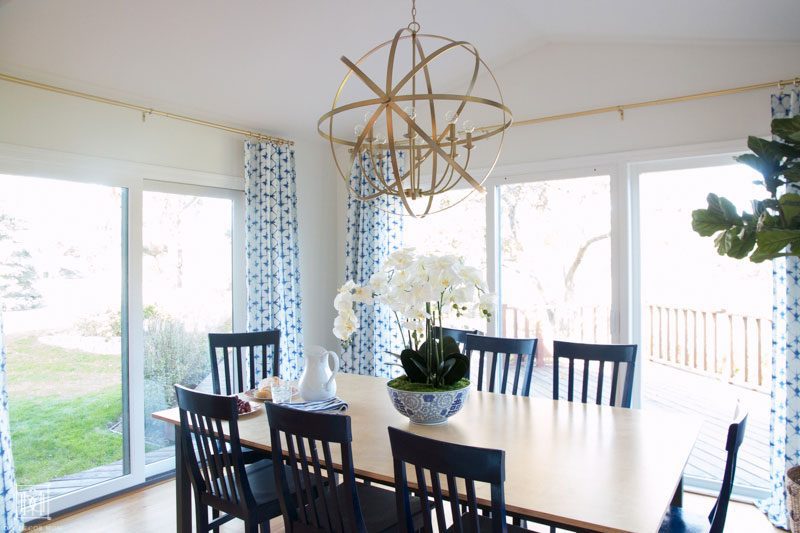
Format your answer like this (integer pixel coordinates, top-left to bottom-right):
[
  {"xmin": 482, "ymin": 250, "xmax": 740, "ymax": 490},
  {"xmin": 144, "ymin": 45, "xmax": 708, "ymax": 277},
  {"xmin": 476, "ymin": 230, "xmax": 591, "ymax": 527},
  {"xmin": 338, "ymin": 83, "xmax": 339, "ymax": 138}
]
[
  {"xmin": 0, "ymin": 151, "xmax": 245, "ymax": 517},
  {"xmin": 401, "ymin": 151, "xmax": 770, "ymax": 498},
  {"xmin": 0, "ymin": 174, "xmax": 128, "ymax": 506},
  {"xmin": 403, "ymin": 188, "xmax": 487, "ymax": 332},
  {"xmin": 142, "ymin": 189, "xmax": 234, "ymax": 465}
]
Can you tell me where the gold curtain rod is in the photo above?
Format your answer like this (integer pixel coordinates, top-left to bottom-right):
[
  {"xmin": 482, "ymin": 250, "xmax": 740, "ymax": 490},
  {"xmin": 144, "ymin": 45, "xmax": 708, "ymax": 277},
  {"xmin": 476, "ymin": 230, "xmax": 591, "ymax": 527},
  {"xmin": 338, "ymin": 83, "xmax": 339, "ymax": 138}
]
[
  {"xmin": 502, "ymin": 76, "xmax": 800, "ymax": 129},
  {"xmin": 0, "ymin": 72, "xmax": 294, "ymax": 146}
]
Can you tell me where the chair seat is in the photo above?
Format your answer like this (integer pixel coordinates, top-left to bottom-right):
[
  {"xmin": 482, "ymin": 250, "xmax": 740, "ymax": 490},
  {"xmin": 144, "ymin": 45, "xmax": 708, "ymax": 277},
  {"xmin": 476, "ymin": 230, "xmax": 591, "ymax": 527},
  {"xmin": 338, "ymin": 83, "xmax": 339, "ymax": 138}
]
[
  {"xmin": 659, "ymin": 506, "xmax": 710, "ymax": 533},
  {"xmin": 320, "ymin": 482, "xmax": 423, "ymax": 532},
  {"xmin": 244, "ymin": 459, "xmax": 296, "ymax": 514},
  {"xmin": 241, "ymin": 445, "xmax": 269, "ymax": 464},
  {"xmin": 445, "ymin": 511, "xmax": 529, "ymax": 533}
]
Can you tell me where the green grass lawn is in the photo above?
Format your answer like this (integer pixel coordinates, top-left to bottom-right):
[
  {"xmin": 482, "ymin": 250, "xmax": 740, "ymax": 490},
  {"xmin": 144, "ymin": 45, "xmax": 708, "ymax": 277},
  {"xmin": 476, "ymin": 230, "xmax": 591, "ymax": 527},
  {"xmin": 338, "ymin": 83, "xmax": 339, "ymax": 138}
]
[
  {"xmin": 10, "ymin": 387, "xmax": 123, "ymax": 486},
  {"xmin": 6, "ymin": 335, "xmax": 124, "ymax": 487}
]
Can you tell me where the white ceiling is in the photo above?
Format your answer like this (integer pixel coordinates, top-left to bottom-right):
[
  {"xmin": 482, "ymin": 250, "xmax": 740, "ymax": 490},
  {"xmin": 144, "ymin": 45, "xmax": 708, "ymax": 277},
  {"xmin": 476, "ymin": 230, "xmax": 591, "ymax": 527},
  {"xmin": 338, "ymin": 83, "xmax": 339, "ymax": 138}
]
[{"xmin": 1, "ymin": 0, "xmax": 799, "ymax": 141}]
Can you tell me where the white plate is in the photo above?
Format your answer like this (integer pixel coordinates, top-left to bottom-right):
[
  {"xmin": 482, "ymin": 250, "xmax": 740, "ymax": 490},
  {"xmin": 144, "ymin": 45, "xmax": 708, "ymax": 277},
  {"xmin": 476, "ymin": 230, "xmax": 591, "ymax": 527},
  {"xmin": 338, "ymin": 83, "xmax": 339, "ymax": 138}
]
[
  {"xmin": 237, "ymin": 401, "xmax": 263, "ymax": 417},
  {"xmin": 244, "ymin": 386, "xmax": 299, "ymax": 402}
]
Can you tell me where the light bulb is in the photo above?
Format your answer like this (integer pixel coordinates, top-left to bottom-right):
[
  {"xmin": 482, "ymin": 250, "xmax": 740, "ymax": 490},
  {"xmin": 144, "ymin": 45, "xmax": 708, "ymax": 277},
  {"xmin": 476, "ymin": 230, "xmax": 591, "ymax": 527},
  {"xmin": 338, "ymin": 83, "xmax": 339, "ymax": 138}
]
[
  {"xmin": 461, "ymin": 119, "xmax": 475, "ymax": 133},
  {"xmin": 362, "ymin": 111, "xmax": 371, "ymax": 123},
  {"xmin": 375, "ymin": 131, "xmax": 388, "ymax": 145},
  {"xmin": 444, "ymin": 110, "xmax": 459, "ymax": 124},
  {"xmin": 403, "ymin": 106, "xmax": 417, "ymax": 120},
  {"xmin": 354, "ymin": 124, "xmax": 364, "ymax": 137}
]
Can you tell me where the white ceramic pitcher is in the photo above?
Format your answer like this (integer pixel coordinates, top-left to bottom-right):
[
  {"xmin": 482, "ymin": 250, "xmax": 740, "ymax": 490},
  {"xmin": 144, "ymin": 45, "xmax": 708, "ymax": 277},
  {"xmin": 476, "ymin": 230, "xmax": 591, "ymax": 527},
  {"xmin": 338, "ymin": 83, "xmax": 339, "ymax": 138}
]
[{"xmin": 298, "ymin": 346, "xmax": 340, "ymax": 401}]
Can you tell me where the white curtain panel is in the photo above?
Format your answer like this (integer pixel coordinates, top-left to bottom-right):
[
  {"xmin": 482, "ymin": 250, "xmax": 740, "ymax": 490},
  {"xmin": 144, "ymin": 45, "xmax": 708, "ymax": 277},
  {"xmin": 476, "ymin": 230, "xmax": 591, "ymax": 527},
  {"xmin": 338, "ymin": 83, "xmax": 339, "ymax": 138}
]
[
  {"xmin": 0, "ymin": 309, "xmax": 22, "ymax": 532},
  {"xmin": 342, "ymin": 152, "xmax": 404, "ymax": 377},
  {"xmin": 759, "ymin": 86, "xmax": 800, "ymax": 528},
  {"xmin": 244, "ymin": 141, "xmax": 304, "ymax": 380}
]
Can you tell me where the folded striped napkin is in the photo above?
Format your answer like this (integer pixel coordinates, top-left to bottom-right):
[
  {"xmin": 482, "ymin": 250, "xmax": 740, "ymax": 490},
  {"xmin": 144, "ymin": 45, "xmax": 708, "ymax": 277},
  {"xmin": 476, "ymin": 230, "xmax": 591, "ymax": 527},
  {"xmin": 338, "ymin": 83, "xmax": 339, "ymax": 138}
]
[{"xmin": 285, "ymin": 397, "xmax": 348, "ymax": 413}]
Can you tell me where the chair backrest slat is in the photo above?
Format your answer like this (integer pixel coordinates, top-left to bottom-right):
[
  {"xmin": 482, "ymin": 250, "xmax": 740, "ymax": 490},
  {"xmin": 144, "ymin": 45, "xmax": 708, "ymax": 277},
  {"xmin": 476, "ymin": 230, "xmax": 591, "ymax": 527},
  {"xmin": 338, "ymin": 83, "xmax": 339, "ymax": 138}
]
[
  {"xmin": 389, "ymin": 427, "xmax": 507, "ymax": 533},
  {"xmin": 596, "ymin": 362, "xmax": 605, "ymax": 405},
  {"xmin": 265, "ymin": 403, "xmax": 367, "ymax": 533},
  {"xmin": 709, "ymin": 412, "xmax": 748, "ymax": 533},
  {"xmin": 431, "ymin": 326, "xmax": 480, "ymax": 355},
  {"xmin": 175, "ymin": 385, "xmax": 255, "ymax": 516},
  {"xmin": 430, "ymin": 472, "xmax": 448, "ymax": 532},
  {"xmin": 209, "ymin": 330, "xmax": 281, "ymax": 395},
  {"xmin": 552, "ymin": 341, "xmax": 638, "ymax": 408},
  {"xmin": 464, "ymin": 334, "xmax": 538, "ymax": 397}
]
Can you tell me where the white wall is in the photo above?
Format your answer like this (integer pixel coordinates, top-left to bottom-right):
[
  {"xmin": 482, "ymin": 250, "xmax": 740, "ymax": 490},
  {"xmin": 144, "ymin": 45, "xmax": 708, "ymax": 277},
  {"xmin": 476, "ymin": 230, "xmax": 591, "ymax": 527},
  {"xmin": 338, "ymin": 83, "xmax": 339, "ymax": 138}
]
[
  {"xmin": 483, "ymin": 42, "xmax": 800, "ymax": 167},
  {"xmin": 0, "ymin": 80, "xmax": 339, "ymax": 350}
]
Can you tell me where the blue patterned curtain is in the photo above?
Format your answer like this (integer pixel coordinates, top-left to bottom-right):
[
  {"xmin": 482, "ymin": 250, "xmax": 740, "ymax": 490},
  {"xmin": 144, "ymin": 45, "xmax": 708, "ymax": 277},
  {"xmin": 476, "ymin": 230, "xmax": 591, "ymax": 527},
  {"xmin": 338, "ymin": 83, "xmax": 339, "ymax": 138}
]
[
  {"xmin": 759, "ymin": 86, "xmax": 800, "ymax": 528},
  {"xmin": 0, "ymin": 310, "xmax": 22, "ymax": 532},
  {"xmin": 342, "ymin": 152, "xmax": 404, "ymax": 377},
  {"xmin": 245, "ymin": 141, "xmax": 304, "ymax": 380}
]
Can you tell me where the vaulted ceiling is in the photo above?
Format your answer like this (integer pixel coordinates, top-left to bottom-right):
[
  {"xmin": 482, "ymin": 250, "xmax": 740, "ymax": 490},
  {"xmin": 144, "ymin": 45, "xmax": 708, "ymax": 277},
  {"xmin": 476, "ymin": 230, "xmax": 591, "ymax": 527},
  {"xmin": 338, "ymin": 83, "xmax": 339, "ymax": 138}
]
[{"xmin": 1, "ymin": 0, "xmax": 798, "ymax": 140}]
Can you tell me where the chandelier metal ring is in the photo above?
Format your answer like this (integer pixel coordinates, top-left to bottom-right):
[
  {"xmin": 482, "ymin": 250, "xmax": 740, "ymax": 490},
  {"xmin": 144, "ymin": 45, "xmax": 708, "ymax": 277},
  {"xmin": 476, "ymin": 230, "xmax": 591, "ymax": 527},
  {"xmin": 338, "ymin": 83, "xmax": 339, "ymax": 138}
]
[{"xmin": 318, "ymin": 26, "xmax": 512, "ymax": 217}]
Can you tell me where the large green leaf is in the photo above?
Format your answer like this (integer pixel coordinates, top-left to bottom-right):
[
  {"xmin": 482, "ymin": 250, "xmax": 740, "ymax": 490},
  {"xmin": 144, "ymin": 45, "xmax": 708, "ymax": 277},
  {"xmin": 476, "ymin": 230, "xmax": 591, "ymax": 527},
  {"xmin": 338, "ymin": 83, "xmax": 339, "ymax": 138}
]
[
  {"xmin": 772, "ymin": 117, "xmax": 800, "ymax": 145},
  {"xmin": 691, "ymin": 194, "xmax": 742, "ymax": 236},
  {"xmin": 752, "ymin": 229, "xmax": 800, "ymax": 260},
  {"xmin": 713, "ymin": 225, "xmax": 756, "ymax": 259},
  {"xmin": 780, "ymin": 193, "xmax": 800, "ymax": 226}
]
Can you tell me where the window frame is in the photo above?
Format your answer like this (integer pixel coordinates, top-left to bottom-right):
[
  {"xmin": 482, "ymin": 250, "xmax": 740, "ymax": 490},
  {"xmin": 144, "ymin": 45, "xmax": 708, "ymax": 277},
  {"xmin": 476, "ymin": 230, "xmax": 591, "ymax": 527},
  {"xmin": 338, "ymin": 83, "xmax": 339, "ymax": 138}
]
[{"xmin": 0, "ymin": 142, "xmax": 246, "ymax": 514}]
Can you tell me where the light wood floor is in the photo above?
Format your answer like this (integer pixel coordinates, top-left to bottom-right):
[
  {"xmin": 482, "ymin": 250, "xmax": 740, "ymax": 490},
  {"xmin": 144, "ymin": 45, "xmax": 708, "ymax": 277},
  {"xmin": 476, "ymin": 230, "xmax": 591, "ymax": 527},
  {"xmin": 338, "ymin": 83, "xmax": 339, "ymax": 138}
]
[{"xmin": 27, "ymin": 479, "xmax": 781, "ymax": 532}]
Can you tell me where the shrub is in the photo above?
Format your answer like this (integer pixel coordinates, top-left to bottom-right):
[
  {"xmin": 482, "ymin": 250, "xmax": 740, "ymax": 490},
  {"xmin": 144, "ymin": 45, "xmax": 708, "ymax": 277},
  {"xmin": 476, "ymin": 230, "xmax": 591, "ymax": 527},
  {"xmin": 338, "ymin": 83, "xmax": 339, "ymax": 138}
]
[{"xmin": 143, "ymin": 316, "xmax": 209, "ymax": 443}]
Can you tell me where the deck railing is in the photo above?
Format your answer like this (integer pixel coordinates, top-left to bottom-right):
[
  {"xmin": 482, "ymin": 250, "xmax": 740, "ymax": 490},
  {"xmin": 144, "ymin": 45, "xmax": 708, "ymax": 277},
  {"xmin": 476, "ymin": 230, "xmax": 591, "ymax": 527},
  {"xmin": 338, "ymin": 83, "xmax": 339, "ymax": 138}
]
[
  {"xmin": 500, "ymin": 304, "xmax": 772, "ymax": 391},
  {"xmin": 646, "ymin": 305, "xmax": 771, "ymax": 391}
]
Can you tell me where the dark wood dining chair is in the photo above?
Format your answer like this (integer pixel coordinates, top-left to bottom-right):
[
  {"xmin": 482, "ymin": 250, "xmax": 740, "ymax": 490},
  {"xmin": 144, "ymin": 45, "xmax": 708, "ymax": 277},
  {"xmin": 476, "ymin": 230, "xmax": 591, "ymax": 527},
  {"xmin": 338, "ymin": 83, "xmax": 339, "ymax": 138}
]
[
  {"xmin": 265, "ymin": 403, "xmax": 424, "ymax": 533},
  {"xmin": 175, "ymin": 385, "xmax": 286, "ymax": 533},
  {"xmin": 552, "ymin": 340, "xmax": 637, "ymax": 408},
  {"xmin": 464, "ymin": 334, "xmax": 538, "ymax": 396},
  {"xmin": 659, "ymin": 412, "xmax": 748, "ymax": 533},
  {"xmin": 431, "ymin": 326, "xmax": 480, "ymax": 354},
  {"xmin": 388, "ymin": 426, "xmax": 528, "ymax": 533},
  {"xmin": 209, "ymin": 330, "xmax": 281, "ymax": 395}
]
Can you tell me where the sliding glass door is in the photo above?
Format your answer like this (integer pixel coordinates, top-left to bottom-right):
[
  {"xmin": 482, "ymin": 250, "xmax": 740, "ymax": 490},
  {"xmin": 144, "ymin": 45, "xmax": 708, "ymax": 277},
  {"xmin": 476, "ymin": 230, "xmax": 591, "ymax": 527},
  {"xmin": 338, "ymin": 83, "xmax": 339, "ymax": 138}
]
[
  {"xmin": 0, "ymin": 161, "xmax": 246, "ymax": 518},
  {"xmin": 142, "ymin": 185, "xmax": 236, "ymax": 469},
  {"xmin": 635, "ymin": 160, "xmax": 770, "ymax": 496},
  {"xmin": 497, "ymin": 174, "xmax": 614, "ymax": 398},
  {"xmin": 0, "ymin": 174, "xmax": 132, "ymax": 516}
]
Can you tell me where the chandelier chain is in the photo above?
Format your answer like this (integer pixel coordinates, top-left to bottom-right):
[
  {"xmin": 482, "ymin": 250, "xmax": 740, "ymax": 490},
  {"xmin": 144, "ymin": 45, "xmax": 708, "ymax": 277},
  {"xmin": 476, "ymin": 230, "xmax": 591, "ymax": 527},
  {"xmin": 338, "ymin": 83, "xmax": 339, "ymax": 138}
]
[{"xmin": 408, "ymin": 0, "xmax": 419, "ymax": 33}]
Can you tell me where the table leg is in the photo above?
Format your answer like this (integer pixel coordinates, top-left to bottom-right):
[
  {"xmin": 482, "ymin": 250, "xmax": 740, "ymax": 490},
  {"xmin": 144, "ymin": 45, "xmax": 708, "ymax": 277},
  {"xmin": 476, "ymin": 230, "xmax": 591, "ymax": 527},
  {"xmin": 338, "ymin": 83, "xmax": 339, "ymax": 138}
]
[
  {"xmin": 175, "ymin": 425, "xmax": 191, "ymax": 532},
  {"xmin": 670, "ymin": 476, "xmax": 684, "ymax": 508}
]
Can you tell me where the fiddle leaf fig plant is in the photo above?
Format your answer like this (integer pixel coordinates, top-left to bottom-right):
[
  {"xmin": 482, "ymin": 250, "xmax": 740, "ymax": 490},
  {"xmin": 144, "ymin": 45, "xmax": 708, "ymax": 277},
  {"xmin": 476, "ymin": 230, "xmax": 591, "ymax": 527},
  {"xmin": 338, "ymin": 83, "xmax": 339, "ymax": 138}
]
[{"xmin": 692, "ymin": 116, "xmax": 800, "ymax": 262}]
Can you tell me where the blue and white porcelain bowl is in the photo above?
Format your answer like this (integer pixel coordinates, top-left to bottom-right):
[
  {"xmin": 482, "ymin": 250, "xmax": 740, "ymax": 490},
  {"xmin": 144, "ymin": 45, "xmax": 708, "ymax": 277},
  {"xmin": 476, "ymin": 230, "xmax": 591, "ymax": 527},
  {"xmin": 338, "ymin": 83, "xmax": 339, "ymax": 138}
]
[{"xmin": 386, "ymin": 382, "xmax": 470, "ymax": 425}]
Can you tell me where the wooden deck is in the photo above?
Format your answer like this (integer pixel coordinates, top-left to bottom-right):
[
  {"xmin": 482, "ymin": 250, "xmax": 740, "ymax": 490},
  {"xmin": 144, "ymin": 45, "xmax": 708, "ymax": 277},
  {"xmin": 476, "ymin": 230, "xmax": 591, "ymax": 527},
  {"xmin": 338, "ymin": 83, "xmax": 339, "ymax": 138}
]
[{"xmin": 21, "ymin": 361, "xmax": 769, "ymax": 508}]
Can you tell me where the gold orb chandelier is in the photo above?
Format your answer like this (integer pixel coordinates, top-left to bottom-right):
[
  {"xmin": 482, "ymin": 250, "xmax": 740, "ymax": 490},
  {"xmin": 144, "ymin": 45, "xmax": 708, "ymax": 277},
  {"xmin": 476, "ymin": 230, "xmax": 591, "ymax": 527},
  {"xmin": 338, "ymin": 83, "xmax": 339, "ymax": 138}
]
[{"xmin": 317, "ymin": 0, "xmax": 512, "ymax": 217}]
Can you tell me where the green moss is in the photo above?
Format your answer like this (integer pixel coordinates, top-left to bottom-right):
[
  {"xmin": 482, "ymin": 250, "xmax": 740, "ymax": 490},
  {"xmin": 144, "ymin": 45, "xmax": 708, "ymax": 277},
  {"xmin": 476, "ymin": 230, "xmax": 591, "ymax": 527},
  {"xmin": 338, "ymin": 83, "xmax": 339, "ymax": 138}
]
[{"xmin": 387, "ymin": 376, "xmax": 470, "ymax": 392}]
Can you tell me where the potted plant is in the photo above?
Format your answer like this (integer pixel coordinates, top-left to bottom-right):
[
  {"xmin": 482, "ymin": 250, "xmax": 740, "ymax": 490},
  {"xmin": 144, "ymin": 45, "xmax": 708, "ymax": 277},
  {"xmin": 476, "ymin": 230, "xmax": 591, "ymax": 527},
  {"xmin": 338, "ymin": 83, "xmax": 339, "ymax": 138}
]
[
  {"xmin": 333, "ymin": 248, "xmax": 494, "ymax": 424},
  {"xmin": 692, "ymin": 116, "xmax": 800, "ymax": 262}
]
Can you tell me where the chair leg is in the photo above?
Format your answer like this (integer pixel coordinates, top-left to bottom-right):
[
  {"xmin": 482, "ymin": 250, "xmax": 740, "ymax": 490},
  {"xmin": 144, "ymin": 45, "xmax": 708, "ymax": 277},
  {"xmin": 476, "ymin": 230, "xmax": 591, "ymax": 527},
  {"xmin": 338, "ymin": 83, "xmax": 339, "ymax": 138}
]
[
  {"xmin": 244, "ymin": 519, "xmax": 258, "ymax": 533},
  {"xmin": 259, "ymin": 520, "xmax": 271, "ymax": 533},
  {"xmin": 194, "ymin": 503, "xmax": 209, "ymax": 533},
  {"xmin": 211, "ymin": 508, "xmax": 220, "ymax": 533}
]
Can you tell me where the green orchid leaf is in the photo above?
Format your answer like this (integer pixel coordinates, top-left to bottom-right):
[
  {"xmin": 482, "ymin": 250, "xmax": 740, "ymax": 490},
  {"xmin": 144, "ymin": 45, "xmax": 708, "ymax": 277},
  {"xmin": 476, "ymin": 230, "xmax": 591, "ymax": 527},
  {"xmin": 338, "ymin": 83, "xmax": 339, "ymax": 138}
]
[
  {"xmin": 441, "ymin": 336, "xmax": 460, "ymax": 358},
  {"xmin": 440, "ymin": 354, "xmax": 469, "ymax": 385},
  {"xmin": 400, "ymin": 348, "xmax": 428, "ymax": 383}
]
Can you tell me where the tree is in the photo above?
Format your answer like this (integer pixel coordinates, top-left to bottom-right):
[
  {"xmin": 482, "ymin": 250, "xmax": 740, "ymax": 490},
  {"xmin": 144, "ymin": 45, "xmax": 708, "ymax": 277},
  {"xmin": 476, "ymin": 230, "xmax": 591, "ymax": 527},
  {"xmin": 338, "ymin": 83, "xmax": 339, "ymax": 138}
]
[{"xmin": 0, "ymin": 214, "xmax": 42, "ymax": 310}]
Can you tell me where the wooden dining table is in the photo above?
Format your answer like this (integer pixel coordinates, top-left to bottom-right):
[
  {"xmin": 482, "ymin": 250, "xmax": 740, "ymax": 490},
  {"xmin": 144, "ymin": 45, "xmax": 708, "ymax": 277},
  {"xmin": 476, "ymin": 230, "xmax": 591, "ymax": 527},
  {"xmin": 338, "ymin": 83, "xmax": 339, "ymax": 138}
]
[{"xmin": 153, "ymin": 373, "xmax": 700, "ymax": 533}]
